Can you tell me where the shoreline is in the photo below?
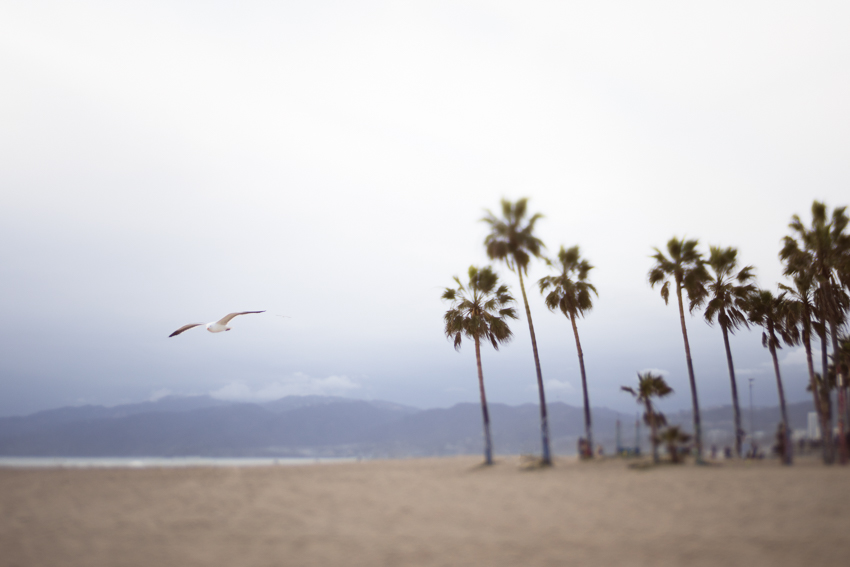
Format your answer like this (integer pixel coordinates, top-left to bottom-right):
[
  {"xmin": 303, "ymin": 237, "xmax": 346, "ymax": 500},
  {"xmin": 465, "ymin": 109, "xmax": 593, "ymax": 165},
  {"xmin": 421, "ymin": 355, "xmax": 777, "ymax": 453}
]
[{"xmin": 0, "ymin": 456, "xmax": 359, "ymax": 469}]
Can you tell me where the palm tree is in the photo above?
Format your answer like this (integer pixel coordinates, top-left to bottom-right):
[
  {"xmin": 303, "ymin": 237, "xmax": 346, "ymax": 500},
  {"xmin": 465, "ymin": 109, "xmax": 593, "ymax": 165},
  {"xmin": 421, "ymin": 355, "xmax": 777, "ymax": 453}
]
[
  {"xmin": 482, "ymin": 198, "xmax": 552, "ymax": 464},
  {"xmin": 781, "ymin": 201, "xmax": 850, "ymax": 463},
  {"xmin": 648, "ymin": 238, "xmax": 710, "ymax": 462},
  {"xmin": 442, "ymin": 265, "xmax": 518, "ymax": 465},
  {"xmin": 703, "ymin": 246, "xmax": 756, "ymax": 458},
  {"xmin": 779, "ymin": 270, "xmax": 834, "ymax": 464},
  {"xmin": 746, "ymin": 289, "xmax": 798, "ymax": 465},
  {"xmin": 657, "ymin": 426, "xmax": 692, "ymax": 464},
  {"xmin": 622, "ymin": 372, "xmax": 673, "ymax": 463},
  {"xmin": 538, "ymin": 245, "xmax": 598, "ymax": 458}
]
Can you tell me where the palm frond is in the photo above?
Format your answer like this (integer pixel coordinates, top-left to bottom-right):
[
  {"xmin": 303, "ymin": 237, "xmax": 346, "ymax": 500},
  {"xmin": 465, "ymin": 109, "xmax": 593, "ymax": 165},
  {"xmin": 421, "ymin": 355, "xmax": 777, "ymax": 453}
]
[{"xmin": 660, "ymin": 281, "xmax": 670, "ymax": 305}]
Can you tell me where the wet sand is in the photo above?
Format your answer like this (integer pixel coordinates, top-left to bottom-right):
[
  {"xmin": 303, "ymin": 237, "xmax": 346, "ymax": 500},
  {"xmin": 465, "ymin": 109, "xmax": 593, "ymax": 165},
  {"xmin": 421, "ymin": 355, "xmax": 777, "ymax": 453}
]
[{"xmin": 1, "ymin": 455, "xmax": 848, "ymax": 566}]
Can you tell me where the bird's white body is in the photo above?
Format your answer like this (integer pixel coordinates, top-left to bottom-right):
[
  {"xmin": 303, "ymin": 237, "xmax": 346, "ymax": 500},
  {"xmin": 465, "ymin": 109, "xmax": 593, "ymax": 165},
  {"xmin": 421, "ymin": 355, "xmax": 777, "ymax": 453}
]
[{"xmin": 205, "ymin": 322, "xmax": 230, "ymax": 333}]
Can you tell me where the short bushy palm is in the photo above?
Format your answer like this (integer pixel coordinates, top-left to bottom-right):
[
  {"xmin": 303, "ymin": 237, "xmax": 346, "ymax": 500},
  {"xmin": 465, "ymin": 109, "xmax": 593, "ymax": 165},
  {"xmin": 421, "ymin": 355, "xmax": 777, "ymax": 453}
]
[
  {"xmin": 703, "ymin": 246, "xmax": 756, "ymax": 458},
  {"xmin": 442, "ymin": 266, "xmax": 517, "ymax": 465},
  {"xmin": 648, "ymin": 237, "xmax": 710, "ymax": 462},
  {"xmin": 483, "ymin": 198, "xmax": 552, "ymax": 464},
  {"xmin": 622, "ymin": 372, "xmax": 673, "ymax": 464},
  {"xmin": 658, "ymin": 426, "xmax": 692, "ymax": 464},
  {"xmin": 539, "ymin": 245, "xmax": 597, "ymax": 457}
]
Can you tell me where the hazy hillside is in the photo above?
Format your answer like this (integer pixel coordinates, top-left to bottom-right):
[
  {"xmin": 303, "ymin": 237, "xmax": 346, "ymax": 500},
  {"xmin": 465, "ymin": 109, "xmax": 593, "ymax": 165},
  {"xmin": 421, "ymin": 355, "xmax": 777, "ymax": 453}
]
[{"xmin": 0, "ymin": 395, "xmax": 819, "ymax": 458}]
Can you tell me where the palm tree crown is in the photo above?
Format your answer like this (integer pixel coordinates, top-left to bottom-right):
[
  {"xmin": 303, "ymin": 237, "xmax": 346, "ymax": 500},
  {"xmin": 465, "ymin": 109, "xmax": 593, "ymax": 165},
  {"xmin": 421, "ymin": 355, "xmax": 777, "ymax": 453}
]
[
  {"xmin": 747, "ymin": 289, "xmax": 798, "ymax": 352},
  {"xmin": 704, "ymin": 246, "xmax": 755, "ymax": 332},
  {"xmin": 778, "ymin": 271, "xmax": 821, "ymax": 341},
  {"xmin": 538, "ymin": 246, "xmax": 597, "ymax": 318},
  {"xmin": 781, "ymin": 202, "xmax": 849, "ymax": 287},
  {"xmin": 781, "ymin": 203, "xmax": 850, "ymax": 358},
  {"xmin": 442, "ymin": 266, "xmax": 517, "ymax": 351},
  {"xmin": 482, "ymin": 198, "xmax": 545, "ymax": 275},
  {"xmin": 622, "ymin": 372, "xmax": 673, "ymax": 407},
  {"xmin": 781, "ymin": 202, "xmax": 850, "ymax": 357},
  {"xmin": 648, "ymin": 238, "xmax": 710, "ymax": 311}
]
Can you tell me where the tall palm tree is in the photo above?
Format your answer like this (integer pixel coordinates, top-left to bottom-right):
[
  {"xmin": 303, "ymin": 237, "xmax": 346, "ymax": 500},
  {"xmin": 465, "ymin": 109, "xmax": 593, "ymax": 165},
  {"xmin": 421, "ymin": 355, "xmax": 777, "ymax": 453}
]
[
  {"xmin": 482, "ymin": 198, "xmax": 552, "ymax": 464},
  {"xmin": 781, "ymin": 201, "xmax": 850, "ymax": 463},
  {"xmin": 538, "ymin": 245, "xmax": 598, "ymax": 458},
  {"xmin": 703, "ymin": 246, "xmax": 756, "ymax": 458},
  {"xmin": 779, "ymin": 270, "xmax": 834, "ymax": 464},
  {"xmin": 622, "ymin": 372, "xmax": 673, "ymax": 463},
  {"xmin": 442, "ymin": 265, "xmax": 518, "ymax": 465},
  {"xmin": 648, "ymin": 238, "xmax": 710, "ymax": 462},
  {"xmin": 746, "ymin": 289, "xmax": 798, "ymax": 465}
]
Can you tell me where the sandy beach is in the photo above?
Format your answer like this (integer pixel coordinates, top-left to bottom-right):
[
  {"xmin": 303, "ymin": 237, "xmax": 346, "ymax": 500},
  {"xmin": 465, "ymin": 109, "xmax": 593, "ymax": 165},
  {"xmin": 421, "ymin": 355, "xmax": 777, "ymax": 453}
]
[{"xmin": 1, "ymin": 455, "xmax": 848, "ymax": 567}]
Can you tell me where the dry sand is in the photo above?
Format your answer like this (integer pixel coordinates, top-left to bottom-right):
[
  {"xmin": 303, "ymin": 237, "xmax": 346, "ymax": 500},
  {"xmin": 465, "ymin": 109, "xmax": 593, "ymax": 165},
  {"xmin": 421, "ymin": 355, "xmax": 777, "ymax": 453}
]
[{"xmin": 1, "ymin": 455, "xmax": 848, "ymax": 567}]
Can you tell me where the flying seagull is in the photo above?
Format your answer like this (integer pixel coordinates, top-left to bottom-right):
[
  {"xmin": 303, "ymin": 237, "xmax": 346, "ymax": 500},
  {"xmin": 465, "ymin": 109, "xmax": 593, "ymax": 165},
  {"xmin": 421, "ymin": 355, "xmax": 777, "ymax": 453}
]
[{"xmin": 169, "ymin": 311, "xmax": 265, "ymax": 337}]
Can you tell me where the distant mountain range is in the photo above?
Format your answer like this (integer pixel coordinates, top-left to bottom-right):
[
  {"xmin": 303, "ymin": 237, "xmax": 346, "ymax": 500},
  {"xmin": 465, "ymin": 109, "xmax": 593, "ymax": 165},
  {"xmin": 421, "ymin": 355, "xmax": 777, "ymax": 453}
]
[{"xmin": 0, "ymin": 395, "xmax": 818, "ymax": 458}]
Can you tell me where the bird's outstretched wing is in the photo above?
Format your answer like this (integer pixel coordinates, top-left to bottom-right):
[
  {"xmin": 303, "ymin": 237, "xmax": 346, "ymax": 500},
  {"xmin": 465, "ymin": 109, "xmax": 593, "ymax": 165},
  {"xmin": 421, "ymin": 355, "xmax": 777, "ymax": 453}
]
[
  {"xmin": 216, "ymin": 311, "xmax": 265, "ymax": 325},
  {"xmin": 169, "ymin": 323, "xmax": 203, "ymax": 337}
]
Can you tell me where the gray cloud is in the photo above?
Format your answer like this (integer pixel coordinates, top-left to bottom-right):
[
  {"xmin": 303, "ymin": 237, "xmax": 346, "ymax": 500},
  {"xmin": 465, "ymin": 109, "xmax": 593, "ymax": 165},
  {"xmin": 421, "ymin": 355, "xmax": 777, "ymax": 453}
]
[{"xmin": 209, "ymin": 374, "xmax": 361, "ymax": 402}]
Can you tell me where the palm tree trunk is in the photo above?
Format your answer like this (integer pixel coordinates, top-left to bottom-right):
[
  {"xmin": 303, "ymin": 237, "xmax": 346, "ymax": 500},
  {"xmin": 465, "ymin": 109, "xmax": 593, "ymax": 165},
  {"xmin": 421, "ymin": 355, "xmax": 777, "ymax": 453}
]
[
  {"xmin": 837, "ymin": 388, "xmax": 848, "ymax": 464},
  {"xmin": 768, "ymin": 327, "xmax": 793, "ymax": 465},
  {"xmin": 803, "ymin": 326, "xmax": 833, "ymax": 464},
  {"xmin": 818, "ymin": 326, "xmax": 835, "ymax": 463},
  {"xmin": 474, "ymin": 336, "xmax": 493, "ymax": 465},
  {"xmin": 819, "ymin": 326, "xmax": 829, "ymax": 384},
  {"xmin": 720, "ymin": 324, "xmax": 743, "ymax": 458},
  {"xmin": 646, "ymin": 401, "xmax": 658, "ymax": 463},
  {"xmin": 828, "ymin": 321, "xmax": 849, "ymax": 465},
  {"xmin": 516, "ymin": 269, "xmax": 552, "ymax": 464},
  {"xmin": 823, "ymin": 282, "xmax": 848, "ymax": 464},
  {"xmin": 839, "ymin": 384, "xmax": 850, "ymax": 450},
  {"xmin": 569, "ymin": 312, "xmax": 593, "ymax": 458},
  {"xmin": 675, "ymin": 280, "xmax": 703, "ymax": 462}
]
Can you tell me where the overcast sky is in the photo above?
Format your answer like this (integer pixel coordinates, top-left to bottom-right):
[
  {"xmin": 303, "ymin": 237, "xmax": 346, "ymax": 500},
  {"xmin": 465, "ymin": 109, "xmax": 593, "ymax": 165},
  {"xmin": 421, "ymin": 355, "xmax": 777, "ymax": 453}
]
[{"xmin": 2, "ymin": 1, "xmax": 849, "ymax": 418}]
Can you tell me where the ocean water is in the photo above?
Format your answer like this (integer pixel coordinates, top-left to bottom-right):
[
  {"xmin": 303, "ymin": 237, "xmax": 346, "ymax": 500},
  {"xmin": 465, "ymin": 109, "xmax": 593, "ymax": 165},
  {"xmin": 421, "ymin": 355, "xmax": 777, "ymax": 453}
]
[{"xmin": 0, "ymin": 457, "xmax": 358, "ymax": 468}]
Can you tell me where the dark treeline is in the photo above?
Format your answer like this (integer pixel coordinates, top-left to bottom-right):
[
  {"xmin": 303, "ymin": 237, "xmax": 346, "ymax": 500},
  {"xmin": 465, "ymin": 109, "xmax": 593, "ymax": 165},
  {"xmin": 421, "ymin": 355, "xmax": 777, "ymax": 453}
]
[{"xmin": 442, "ymin": 199, "xmax": 850, "ymax": 467}]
